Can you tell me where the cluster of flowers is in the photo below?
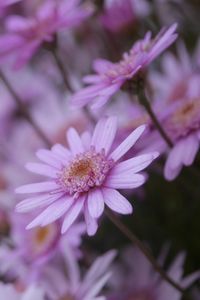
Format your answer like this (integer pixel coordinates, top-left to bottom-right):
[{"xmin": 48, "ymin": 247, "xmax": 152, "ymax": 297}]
[{"xmin": 0, "ymin": 0, "xmax": 200, "ymax": 299}]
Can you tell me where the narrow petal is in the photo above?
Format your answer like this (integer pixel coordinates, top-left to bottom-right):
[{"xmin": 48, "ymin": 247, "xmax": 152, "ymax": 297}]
[
  {"xmin": 87, "ymin": 189, "xmax": 105, "ymax": 218},
  {"xmin": 26, "ymin": 163, "xmax": 58, "ymax": 178},
  {"xmin": 82, "ymin": 272, "xmax": 111, "ymax": 300},
  {"xmin": 182, "ymin": 135, "xmax": 199, "ymax": 166},
  {"xmin": 103, "ymin": 188, "xmax": 133, "ymax": 214},
  {"xmin": 26, "ymin": 196, "xmax": 74, "ymax": 229},
  {"xmin": 15, "ymin": 181, "xmax": 59, "ymax": 194},
  {"xmin": 66, "ymin": 128, "xmax": 84, "ymax": 155},
  {"xmin": 16, "ymin": 192, "xmax": 64, "ymax": 213},
  {"xmin": 105, "ymin": 173, "xmax": 146, "ymax": 189},
  {"xmin": 110, "ymin": 152, "xmax": 159, "ymax": 175},
  {"xmin": 84, "ymin": 201, "xmax": 98, "ymax": 236},
  {"xmin": 109, "ymin": 125, "xmax": 146, "ymax": 162},
  {"xmin": 91, "ymin": 116, "xmax": 117, "ymax": 154},
  {"xmin": 61, "ymin": 196, "xmax": 85, "ymax": 233},
  {"xmin": 36, "ymin": 149, "xmax": 63, "ymax": 168},
  {"xmin": 51, "ymin": 144, "xmax": 71, "ymax": 161}
]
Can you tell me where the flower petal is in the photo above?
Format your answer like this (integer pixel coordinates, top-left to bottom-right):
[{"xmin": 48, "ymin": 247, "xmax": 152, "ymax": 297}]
[
  {"xmin": 36, "ymin": 149, "xmax": 63, "ymax": 168},
  {"xmin": 16, "ymin": 192, "xmax": 64, "ymax": 213},
  {"xmin": 15, "ymin": 181, "xmax": 59, "ymax": 194},
  {"xmin": 84, "ymin": 201, "xmax": 98, "ymax": 236},
  {"xmin": 182, "ymin": 135, "xmax": 199, "ymax": 166},
  {"xmin": 26, "ymin": 196, "xmax": 74, "ymax": 229},
  {"xmin": 105, "ymin": 173, "xmax": 146, "ymax": 189},
  {"xmin": 91, "ymin": 116, "xmax": 117, "ymax": 154},
  {"xmin": 61, "ymin": 196, "xmax": 85, "ymax": 233},
  {"xmin": 103, "ymin": 188, "xmax": 133, "ymax": 214},
  {"xmin": 110, "ymin": 152, "xmax": 159, "ymax": 175},
  {"xmin": 87, "ymin": 189, "xmax": 105, "ymax": 218},
  {"xmin": 26, "ymin": 163, "xmax": 58, "ymax": 178},
  {"xmin": 109, "ymin": 125, "xmax": 146, "ymax": 162},
  {"xmin": 66, "ymin": 128, "xmax": 84, "ymax": 155}
]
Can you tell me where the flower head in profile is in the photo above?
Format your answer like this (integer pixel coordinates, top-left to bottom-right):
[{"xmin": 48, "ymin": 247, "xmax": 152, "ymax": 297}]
[
  {"xmin": 16, "ymin": 117, "xmax": 158, "ymax": 236},
  {"xmin": 43, "ymin": 249, "xmax": 116, "ymax": 300},
  {"xmin": 0, "ymin": 0, "xmax": 93, "ymax": 69},
  {"xmin": 71, "ymin": 24, "xmax": 177, "ymax": 109}
]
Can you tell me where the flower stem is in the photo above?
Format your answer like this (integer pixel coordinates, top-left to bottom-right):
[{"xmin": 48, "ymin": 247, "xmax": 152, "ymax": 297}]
[
  {"xmin": 51, "ymin": 47, "xmax": 73, "ymax": 93},
  {"xmin": 0, "ymin": 70, "xmax": 52, "ymax": 148},
  {"xmin": 138, "ymin": 89, "xmax": 173, "ymax": 148},
  {"xmin": 106, "ymin": 208, "xmax": 185, "ymax": 294}
]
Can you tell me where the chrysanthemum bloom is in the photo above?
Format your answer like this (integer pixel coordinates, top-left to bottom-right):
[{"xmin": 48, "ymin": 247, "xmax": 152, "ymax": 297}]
[
  {"xmin": 43, "ymin": 249, "xmax": 116, "ymax": 300},
  {"xmin": 150, "ymin": 41, "xmax": 200, "ymax": 105},
  {"xmin": 0, "ymin": 283, "xmax": 45, "ymax": 300},
  {"xmin": 163, "ymin": 96, "xmax": 200, "ymax": 180},
  {"xmin": 100, "ymin": 0, "xmax": 150, "ymax": 33},
  {"xmin": 16, "ymin": 117, "xmax": 158, "ymax": 235},
  {"xmin": 71, "ymin": 23, "xmax": 177, "ymax": 109},
  {"xmin": 0, "ymin": 0, "xmax": 93, "ymax": 69},
  {"xmin": 0, "ymin": 214, "xmax": 85, "ymax": 282},
  {"xmin": 108, "ymin": 247, "xmax": 200, "ymax": 300}
]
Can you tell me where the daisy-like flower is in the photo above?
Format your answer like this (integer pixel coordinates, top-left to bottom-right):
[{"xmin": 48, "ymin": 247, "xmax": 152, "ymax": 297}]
[
  {"xmin": 16, "ymin": 117, "xmax": 159, "ymax": 236},
  {"xmin": 71, "ymin": 23, "xmax": 177, "ymax": 109},
  {"xmin": 100, "ymin": 0, "xmax": 150, "ymax": 33},
  {"xmin": 0, "ymin": 0, "xmax": 93, "ymax": 69},
  {"xmin": 163, "ymin": 96, "xmax": 200, "ymax": 180},
  {"xmin": 42, "ymin": 249, "xmax": 116, "ymax": 300}
]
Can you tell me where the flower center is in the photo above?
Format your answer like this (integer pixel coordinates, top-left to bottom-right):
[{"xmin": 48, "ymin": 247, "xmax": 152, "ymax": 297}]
[
  {"xmin": 30, "ymin": 223, "xmax": 60, "ymax": 258},
  {"xmin": 58, "ymin": 146, "xmax": 114, "ymax": 197},
  {"xmin": 164, "ymin": 98, "xmax": 200, "ymax": 140}
]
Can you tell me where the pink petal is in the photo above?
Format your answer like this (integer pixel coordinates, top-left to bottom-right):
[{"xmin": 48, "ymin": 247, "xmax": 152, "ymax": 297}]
[
  {"xmin": 15, "ymin": 181, "xmax": 59, "ymax": 194},
  {"xmin": 51, "ymin": 144, "xmax": 71, "ymax": 161},
  {"xmin": 36, "ymin": 149, "xmax": 63, "ymax": 168},
  {"xmin": 91, "ymin": 117, "xmax": 117, "ymax": 155},
  {"xmin": 182, "ymin": 135, "xmax": 199, "ymax": 166},
  {"xmin": 109, "ymin": 125, "xmax": 146, "ymax": 162},
  {"xmin": 26, "ymin": 196, "xmax": 74, "ymax": 229},
  {"xmin": 93, "ymin": 58, "xmax": 114, "ymax": 74},
  {"xmin": 84, "ymin": 201, "xmax": 98, "ymax": 236},
  {"xmin": 110, "ymin": 152, "xmax": 159, "ymax": 175},
  {"xmin": 16, "ymin": 192, "xmax": 64, "ymax": 213},
  {"xmin": 26, "ymin": 162, "xmax": 58, "ymax": 178},
  {"xmin": 90, "ymin": 83, "xmax": 121, "ymax": 109},
  {"xmin": 61, "ymin": 196, "xmax": 85, "ymax": 233},
  {"xmin": 66, "ymin": 128, "xmax": 84, "ymax": 155},
  {"xmin": 164, "ymin": 140, "xmax": 186, "ymax": 181},
  {"xmin": 87, "ymin": 188, "xmax": 105, "ymax": 218},
  {"xmin": 105, "ymin": 173, "xmax": 146, "ymax": 189},
  {"xmin": 103, "ymin": 188, "xmax": 133, "ymax": 214}
]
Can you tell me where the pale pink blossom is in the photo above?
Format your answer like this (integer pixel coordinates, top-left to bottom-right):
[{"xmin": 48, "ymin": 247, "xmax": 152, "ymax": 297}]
[
  {"xmin": 71, "ymin": 24, "xmax": 177, "ymax": 109},
  {"xmin": 16, "ymin": 117, "xmax": 158, "ymax": 235}
]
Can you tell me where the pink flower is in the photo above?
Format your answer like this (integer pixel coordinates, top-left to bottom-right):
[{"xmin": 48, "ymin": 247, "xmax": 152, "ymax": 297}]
[
  {"xmin": 0, "ymin": 0, "xmax": 93, "ymax": 69},
  {"xmin": 43, "ymin": 249, "xmax": 116, "ymax": 300},
  {"xmin": 16, "ymin": 117, "xmax": 158, "ymax": 236},
  {"xmin": 71, "ymin": 24, "xmax": 178, "ymax": 109},
  {"xmin": 100, "ymin": 0, "xmax": 150, "ymax": 33},
  {"xmin": 163, "ymin": 97, "xmax": 200, "ymax": 180}
]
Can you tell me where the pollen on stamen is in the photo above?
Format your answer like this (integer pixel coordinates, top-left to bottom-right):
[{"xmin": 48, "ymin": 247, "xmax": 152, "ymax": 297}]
[{"xmin": 57, "ymin": 146, "xmax": 114, "ymax": 196}]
